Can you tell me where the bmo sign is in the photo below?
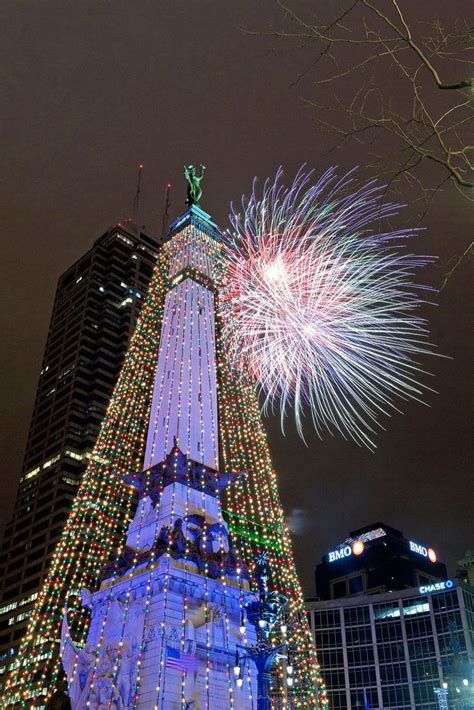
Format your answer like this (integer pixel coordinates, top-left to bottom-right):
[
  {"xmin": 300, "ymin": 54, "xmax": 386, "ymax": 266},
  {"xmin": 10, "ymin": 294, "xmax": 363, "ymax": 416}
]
[
  {"xmin": 328, "ymin": 546, "xmax": 352, "ymax": 563},
  {"xmin": 409, "ymin": 541, "xmax": 437, "ymax": 563},
  {"xmin": 328, "ymin": 540, "xmax": 365, "ymax": 563}
]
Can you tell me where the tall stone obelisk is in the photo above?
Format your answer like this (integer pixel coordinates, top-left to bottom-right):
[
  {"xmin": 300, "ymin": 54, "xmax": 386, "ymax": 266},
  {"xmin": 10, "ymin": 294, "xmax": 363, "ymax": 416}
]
[{"xmin": 60, "ymin": 190, "xmax": 258, "ymax": 709}]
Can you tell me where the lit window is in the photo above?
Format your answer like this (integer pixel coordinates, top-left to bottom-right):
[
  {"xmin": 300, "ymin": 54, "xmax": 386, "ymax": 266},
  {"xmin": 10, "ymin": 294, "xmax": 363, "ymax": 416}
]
[
  {"xmin": 65, "ymin": 450, "xmax": 84, "ymax": 461},
  {"xmin": 43, "ymin": 454, "xmax": 60, "ymax": 469},
  {"xmin": 24, "ymin": 467, "xmax": 41, "ymax": 481},
  {"xmin": 0, "ymin": 601, "xmax": 18, "ymax": 615},
  {"xmin": 117, "ymin": 234, "xmax": 134, "ymax": 246}
]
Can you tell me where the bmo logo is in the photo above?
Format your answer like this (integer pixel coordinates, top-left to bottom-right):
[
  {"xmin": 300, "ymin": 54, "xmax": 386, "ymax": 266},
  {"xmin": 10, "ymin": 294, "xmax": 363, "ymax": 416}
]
[
  {"xmin": 328, "ymin": 540, "xmax": 365, "ymax": 563},
  {"xmin": 328, "ymin": 546, "xmax": 352, "ymax": 562},
  {"xmin": 409, "ymin": 541, "xmax": 437, "ymax": 563}
]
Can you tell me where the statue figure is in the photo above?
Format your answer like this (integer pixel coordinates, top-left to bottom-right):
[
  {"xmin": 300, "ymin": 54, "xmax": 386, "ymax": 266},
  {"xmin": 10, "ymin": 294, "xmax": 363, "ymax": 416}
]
[
  {"xmin": 170, "ymin": 518, "xmax": 187, "ymax": 555},
  {"xmin": 184, "ymin": 164, "xmax": 206, "ymax": 206},
  {"xmin": 60, "ymin": 611, "xmax": 97, "ymax": 706},
  {"xmin": 89, "ymin": 675, "xmax": 122, "ymax": 710},
  {"xmin": 117, "ymin": 637, "xmax": 139, "ymax": 708}
]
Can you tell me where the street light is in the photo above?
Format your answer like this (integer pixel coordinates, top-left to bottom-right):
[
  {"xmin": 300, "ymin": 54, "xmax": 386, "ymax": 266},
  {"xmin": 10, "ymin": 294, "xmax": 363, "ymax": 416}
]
[{"xmin": 240, "ymin": 552, "xmax": 291, "ymax": 710}]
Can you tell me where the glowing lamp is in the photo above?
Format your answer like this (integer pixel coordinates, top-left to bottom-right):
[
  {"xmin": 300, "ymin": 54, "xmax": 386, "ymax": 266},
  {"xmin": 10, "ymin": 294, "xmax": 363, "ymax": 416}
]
[
  {"xmin": 280, "ymin": 623, "xmax": 287, "ymax": 635},
  {"xmin": 258, "ymin": 619, "xmax": 266, "ymax": 629},
  {"xmin": 287, "ymin": 664, "xmax": 293, "ymax": 675},
  {"xmin": 233, "ymin": 665, "xmax": 241, "ymax": 678},
  {"xmin": 463, "ymin": 679, "xmax": 468, "ymax": 687},
  {"xmin": 239, "ymin": 624, "xmax": 246, "ymax": 635},
  {"xmin": 236, "ymin": 678, "xmax": 243, "ymax": 688},
  {"xmin": 352, "ymin": 540, "xmax": 364, "ymax": 556},
  {"xmin": 287, "ymin": 677, "xmax": 294, "ymax": 687},
  {"xmin": 428, "ymin": 547, "xmax": 437, "ymax": 563}
]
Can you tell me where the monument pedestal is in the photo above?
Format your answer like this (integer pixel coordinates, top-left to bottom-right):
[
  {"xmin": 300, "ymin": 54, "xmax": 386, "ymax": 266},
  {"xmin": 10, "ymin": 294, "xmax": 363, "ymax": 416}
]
[{"xmin": 61, "ymin": 448, "xmax": 257, "ymax": 709}]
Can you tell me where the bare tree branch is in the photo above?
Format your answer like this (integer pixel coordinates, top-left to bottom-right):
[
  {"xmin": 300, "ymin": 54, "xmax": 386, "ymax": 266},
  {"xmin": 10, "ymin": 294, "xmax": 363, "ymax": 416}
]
[{"xmin": 258, "ymin": 0, "xmax": 474, "ymax": 196}]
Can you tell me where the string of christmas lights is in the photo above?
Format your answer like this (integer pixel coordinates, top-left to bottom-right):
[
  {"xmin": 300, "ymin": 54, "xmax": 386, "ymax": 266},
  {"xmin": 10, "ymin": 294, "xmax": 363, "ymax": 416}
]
[
  {"xmin": 216, "ymin": 297, "xmax": 328, "ymax": 707},
  {"xmin": 4, "ymin": 252, "xmax": 170, "ymax": 705},
  {"xmin": 6, "ymin": 211, "xmax": 327, "ymax": 708}
]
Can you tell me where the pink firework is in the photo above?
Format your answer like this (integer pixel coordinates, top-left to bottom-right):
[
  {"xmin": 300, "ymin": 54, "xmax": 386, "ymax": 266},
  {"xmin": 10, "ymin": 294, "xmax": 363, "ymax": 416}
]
[{"xmin": 220, "ymin": 167, "xmax": 437, "ymax": 448}]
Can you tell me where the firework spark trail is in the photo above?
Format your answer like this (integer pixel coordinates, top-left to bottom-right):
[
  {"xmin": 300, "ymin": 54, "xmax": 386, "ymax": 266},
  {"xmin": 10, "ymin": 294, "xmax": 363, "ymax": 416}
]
[{"xmin": 220, "ymin": 166, "xmax": 438, "ymax": 449}]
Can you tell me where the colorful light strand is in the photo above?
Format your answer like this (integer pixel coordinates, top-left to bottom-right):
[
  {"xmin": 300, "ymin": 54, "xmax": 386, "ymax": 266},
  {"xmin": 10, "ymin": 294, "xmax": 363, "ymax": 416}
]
[{"xmin": 6, "ymin": 208, "xmax": 327, "ymax": 708}]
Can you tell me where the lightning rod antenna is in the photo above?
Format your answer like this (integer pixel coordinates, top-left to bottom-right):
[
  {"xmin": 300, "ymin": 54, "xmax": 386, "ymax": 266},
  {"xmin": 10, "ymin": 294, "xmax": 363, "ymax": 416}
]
[
  {"xmin": 132, "ymin": 163, "xmax": 144, "ymax": 234},
  {"xmin": 162, "ymin": 182, "xmax": 171, "ymax": 237}
]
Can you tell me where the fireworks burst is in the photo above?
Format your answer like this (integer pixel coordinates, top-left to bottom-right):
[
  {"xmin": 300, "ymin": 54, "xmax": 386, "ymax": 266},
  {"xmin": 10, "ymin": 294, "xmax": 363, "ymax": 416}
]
[{"xmin": 220, "ymin": 167, "xmax": 437, "ymax": 448}]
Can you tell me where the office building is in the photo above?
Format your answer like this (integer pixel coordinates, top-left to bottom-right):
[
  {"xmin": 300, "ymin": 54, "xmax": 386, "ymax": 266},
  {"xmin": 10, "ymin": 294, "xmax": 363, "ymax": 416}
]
[
  {"xmin": 315, "ymin": 522, "xmax": 448, "ymax": 601},
  {"xmin": 0, "ymin": 221, "xmax": 162, "ymax": 690},
  {"xmin": 458, "ymin": 550, "xmax": 474, "ymax": 587},
  {"xmin": 307, "ymin": 580, "xmax": 474, "ymax": 709}
]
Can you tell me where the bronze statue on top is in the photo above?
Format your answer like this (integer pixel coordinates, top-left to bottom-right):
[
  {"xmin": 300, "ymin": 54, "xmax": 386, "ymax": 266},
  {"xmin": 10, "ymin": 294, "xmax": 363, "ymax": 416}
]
[{"xmin": 184, "ymin": 164, "xmax": 206, "ymax": 206}]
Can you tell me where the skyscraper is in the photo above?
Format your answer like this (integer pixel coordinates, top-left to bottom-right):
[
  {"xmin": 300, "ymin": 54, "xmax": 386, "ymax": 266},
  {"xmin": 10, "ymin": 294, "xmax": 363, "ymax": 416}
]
[
  {"xmin": 0, "ymin": 222, "xmax": 163, "ymax": 693},
  {"xmin": 5, "ymin": 174, "xmax": 326, "ymax": 707}
]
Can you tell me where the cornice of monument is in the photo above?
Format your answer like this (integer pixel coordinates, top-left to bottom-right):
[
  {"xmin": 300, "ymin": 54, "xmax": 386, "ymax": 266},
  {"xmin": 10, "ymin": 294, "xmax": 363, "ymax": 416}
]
[{"xmin": 167, "ymin": 203, "xmax": 220, "ymax": 241}]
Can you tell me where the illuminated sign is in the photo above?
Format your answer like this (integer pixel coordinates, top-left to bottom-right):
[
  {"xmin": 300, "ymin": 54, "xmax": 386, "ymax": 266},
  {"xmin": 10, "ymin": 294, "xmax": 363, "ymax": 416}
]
[
  {"xmin": 328, "ymin": 546, "xmax": 352, "ymax": 562},
  {"xmin": 328, "ymin": 540, "xmax": 365, "ymax": 563},
  {"xmin": 327, "ymin": 527, "xmax": 385, "ymax": 562},
  {"xmin": 419, "ymin": 580, "xmax": 454, "ymax": 594},
  {"xmin": 409, "ymin": 541, "xmax": 437, "ymax": 562},
  {"xmin": 341, "ymin": 527, "xmax": 386, "ymax": 547}
]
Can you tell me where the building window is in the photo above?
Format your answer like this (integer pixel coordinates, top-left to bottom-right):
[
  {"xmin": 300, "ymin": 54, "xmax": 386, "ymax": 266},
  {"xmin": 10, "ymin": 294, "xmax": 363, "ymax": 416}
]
[
  {"xmin": 332, "ymin": 580, "xmax": 346, "ymax": 599},
  {"xmin": 349, "ymin": 574, "xmax": 364, "ymax": 595}
]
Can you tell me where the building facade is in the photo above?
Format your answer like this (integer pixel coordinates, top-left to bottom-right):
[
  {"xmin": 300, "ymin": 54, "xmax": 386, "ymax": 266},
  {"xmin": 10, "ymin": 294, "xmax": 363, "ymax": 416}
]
[
  {"xmin": 307, "ymin": 581, "xmax": 474, "ymax": 709},
  {"xmin": 458, "ymin": 551, "xmax": 474, "ymax": 588},
  {"xmin": 0, "ymin": 223, "xmax": 162, "ymax": 691},
  {"xmin": 315, "ymin": 523, "xmax": 448, "ymax": 601}
]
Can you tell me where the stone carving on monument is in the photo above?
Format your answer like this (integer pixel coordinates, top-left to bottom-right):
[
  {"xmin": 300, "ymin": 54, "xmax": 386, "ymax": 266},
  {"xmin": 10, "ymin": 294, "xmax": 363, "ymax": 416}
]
[{"xmin": 61, "ymin": 445, "xmax": 258, "ymax": 709}]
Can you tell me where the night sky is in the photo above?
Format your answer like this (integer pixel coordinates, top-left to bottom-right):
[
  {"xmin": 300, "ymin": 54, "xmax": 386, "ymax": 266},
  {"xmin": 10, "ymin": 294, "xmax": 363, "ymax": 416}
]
[{"xmin": 0, "ymin": 1, "xmax": 472, "ymax": 596}]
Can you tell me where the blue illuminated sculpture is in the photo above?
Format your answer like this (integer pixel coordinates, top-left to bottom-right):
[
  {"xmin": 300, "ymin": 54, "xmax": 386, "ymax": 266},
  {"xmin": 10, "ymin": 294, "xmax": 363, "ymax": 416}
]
[{"xmin": 238, "ymin": 552, "xmax": 291, "ymax": 710}]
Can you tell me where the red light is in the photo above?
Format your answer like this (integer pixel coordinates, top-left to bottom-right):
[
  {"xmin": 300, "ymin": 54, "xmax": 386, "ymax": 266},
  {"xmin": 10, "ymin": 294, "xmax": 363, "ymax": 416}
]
[
  {"xmin": 352, "ymin": 540, "xmax": 364, "ymax": 556},
  {"xmin": 139, "ymin": 163, "xmax": 144, "ymax": 169},
  {"xmin": 428, "ymin": 547, "xmax": 437, "ymax": 563},
  {"xmin": 167, "ymin": 183, "xmax": 172, "ymax": 189}
]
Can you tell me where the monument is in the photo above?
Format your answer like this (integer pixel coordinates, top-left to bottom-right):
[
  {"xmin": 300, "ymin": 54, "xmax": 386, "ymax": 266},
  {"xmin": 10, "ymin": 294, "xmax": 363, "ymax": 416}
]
[
  {"xmin": 6, "ymin": 167, "xmax": 325, "ymax": 708},
  {"xmin": 59, "ymin": 169, "xmax": 258, "ymax": 708}
]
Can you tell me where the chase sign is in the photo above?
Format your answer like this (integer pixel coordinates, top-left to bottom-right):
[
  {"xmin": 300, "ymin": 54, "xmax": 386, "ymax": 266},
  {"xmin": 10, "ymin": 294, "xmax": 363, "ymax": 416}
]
[{"xmin": 418, "ymin": 580, "xmax": 454, "ymax": 594}]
